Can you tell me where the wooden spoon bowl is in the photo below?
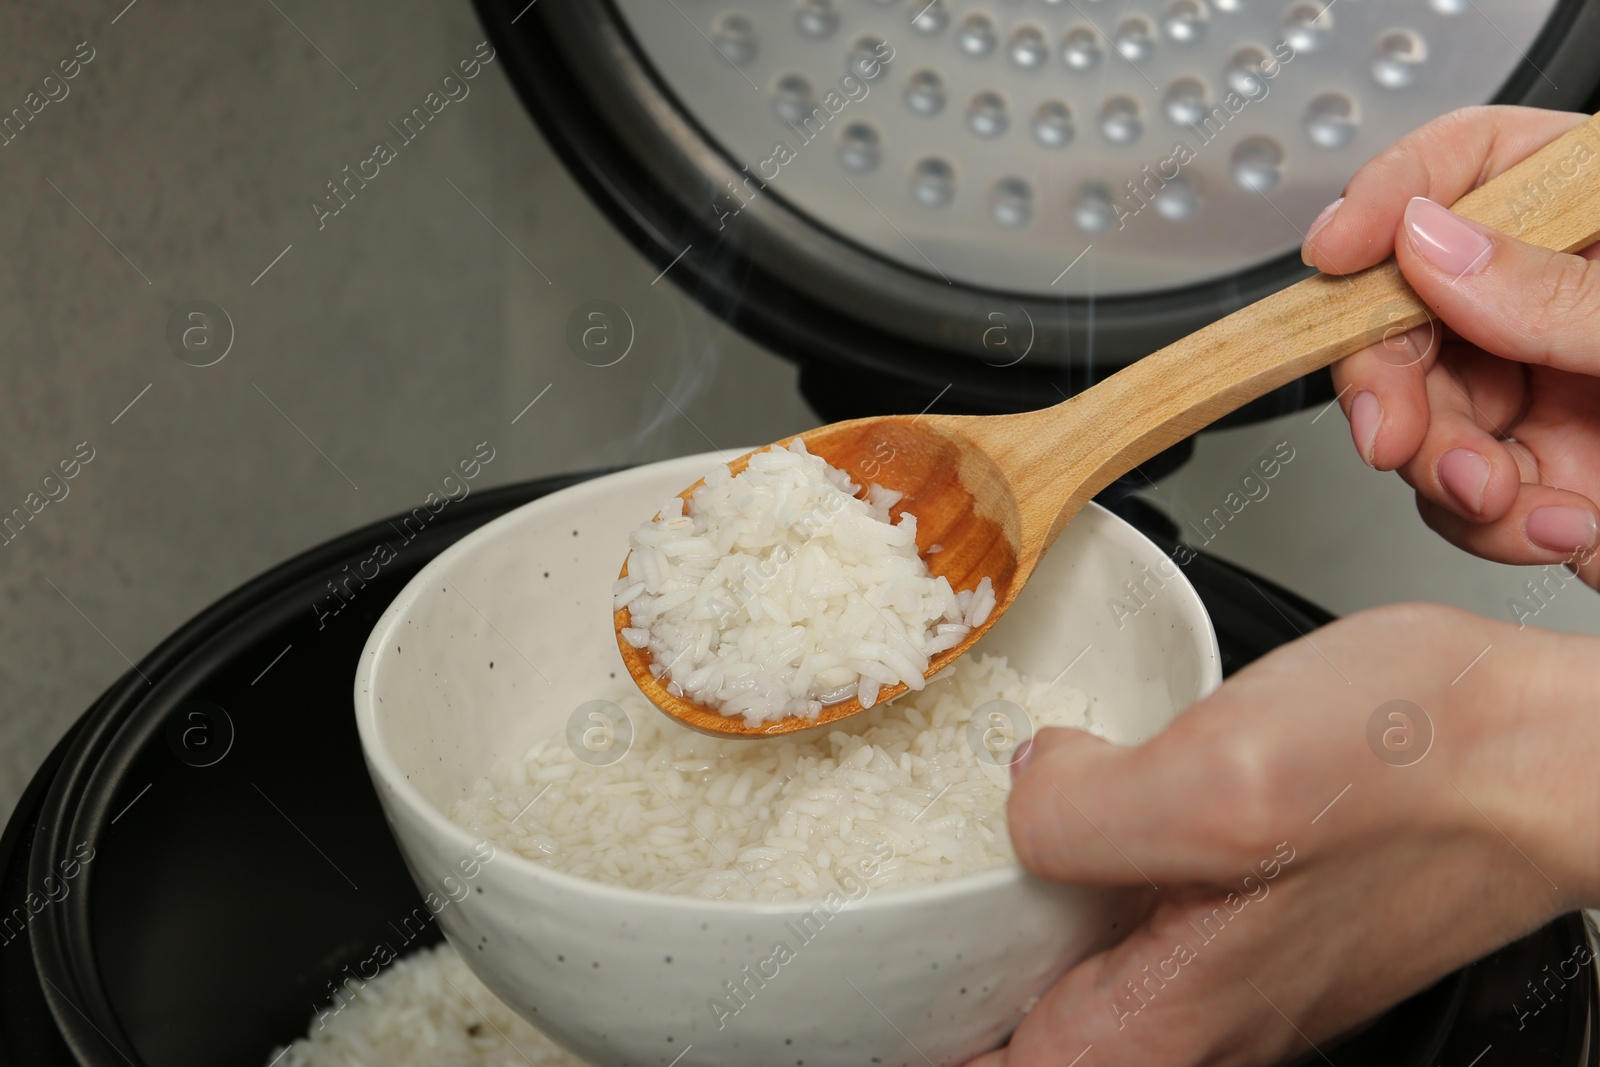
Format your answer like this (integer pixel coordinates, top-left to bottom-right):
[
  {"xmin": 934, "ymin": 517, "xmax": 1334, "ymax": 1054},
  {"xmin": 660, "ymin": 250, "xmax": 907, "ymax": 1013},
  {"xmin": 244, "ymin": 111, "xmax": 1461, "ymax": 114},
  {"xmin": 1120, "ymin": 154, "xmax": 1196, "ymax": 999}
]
[
  {"xmin": 619, "ymin": 111, "xmax": 1600, "ymax": 739},
  {"xmin": 615, "ymin": 417, "xmax": 1021, "ymax": 736}
]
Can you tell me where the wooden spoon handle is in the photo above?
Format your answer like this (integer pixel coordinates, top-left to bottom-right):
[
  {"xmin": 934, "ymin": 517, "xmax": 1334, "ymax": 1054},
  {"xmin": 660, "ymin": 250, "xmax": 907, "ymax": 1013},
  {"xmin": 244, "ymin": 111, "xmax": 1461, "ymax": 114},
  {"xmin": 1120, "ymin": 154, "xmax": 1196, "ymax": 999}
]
[{"xmin": 1023, "ymin": 110, "xmax": 1600, "ymax": 545}]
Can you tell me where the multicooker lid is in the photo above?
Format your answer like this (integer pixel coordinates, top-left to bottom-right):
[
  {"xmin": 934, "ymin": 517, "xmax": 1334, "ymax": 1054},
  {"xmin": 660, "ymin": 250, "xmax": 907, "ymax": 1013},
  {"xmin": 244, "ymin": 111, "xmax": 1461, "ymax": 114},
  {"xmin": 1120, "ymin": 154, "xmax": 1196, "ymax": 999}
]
[{"xmin": 475, "ymin": 0, "xmax": 1600, "ymax": 416}]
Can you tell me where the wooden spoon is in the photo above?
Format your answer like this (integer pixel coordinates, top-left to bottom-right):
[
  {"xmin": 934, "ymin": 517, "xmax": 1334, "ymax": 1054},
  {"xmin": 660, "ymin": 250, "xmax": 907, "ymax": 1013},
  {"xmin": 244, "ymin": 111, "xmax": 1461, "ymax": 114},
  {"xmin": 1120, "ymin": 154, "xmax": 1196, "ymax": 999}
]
[{"xmin": 618, "ymin": 110, "xmax": 1600, "ymax": 738}]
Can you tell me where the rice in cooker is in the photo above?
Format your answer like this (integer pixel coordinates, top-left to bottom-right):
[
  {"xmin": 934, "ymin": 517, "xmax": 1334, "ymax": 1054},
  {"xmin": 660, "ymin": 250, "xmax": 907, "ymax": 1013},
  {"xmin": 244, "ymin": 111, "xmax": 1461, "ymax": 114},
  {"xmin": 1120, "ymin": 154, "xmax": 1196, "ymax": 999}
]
[{"xmin": 266, "ymin": 940, "xmax": 590, "ymax": 1067}]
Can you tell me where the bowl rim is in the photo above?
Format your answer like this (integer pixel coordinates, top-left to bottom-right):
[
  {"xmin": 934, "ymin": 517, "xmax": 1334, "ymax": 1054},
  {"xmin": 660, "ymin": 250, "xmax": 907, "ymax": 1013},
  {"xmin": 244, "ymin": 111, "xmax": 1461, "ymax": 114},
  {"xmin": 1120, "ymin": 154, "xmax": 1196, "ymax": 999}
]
[{"xmin": 354, "ymin": 451, "xmax": 1221, "ymax": 915}]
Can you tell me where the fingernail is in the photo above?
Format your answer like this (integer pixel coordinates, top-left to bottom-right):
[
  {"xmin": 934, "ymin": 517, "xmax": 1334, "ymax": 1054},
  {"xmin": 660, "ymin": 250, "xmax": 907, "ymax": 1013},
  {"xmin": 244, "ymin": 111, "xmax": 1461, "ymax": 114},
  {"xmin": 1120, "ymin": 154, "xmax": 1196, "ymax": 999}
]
[
  {"xmin": 1349, "ymin": 390, "xmax": 1382, "ymax": 467},
  {"xmin": 1527, "ymin": 507, "xmax": 1600, "ymax": 555},
  {"xmin": 1302, "ymin": 197, "xmax": 1344, "ymax": 266},
  {"xmin": 1405, "ymin": 197, "xmax": 1492, "ymax": 277},
  {"xmin": 1437, "ymin": 448, "xmax": 1490, "ymax": 514},
  {"xmin": 1011, "ymin": 738, "xmax": 1036, "ymax": 780}
]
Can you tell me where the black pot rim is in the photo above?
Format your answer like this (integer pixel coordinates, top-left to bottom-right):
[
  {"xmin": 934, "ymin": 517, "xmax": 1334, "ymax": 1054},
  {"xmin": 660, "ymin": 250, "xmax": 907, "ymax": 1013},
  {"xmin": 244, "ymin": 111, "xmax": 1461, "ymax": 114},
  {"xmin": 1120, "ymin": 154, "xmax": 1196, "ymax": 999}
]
[
  {"xmin": 19, "ymin": 476, "xmax": 595, "ymax": 1066},
  {"xmin": 8, "ymin": 471, "xmax": 1598, "ymax": 1066}
]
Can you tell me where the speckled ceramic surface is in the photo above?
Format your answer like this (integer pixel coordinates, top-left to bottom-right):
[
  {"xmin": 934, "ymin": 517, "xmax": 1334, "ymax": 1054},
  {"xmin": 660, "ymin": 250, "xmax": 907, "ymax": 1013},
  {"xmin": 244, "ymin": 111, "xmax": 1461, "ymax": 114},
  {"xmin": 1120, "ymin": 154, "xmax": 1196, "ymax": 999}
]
[{"xmin": 354, "ymin": 451, "xmax": 1221, "ymax": 1067}]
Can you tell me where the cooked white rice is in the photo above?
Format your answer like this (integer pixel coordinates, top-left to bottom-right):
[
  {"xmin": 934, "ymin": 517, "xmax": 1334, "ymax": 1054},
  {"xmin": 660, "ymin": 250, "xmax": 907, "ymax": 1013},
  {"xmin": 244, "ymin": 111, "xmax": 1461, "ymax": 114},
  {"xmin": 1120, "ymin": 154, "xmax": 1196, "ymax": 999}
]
[
  {"xmin": 615, "ymin": 440, "xmax": 995, "ymax": 726},
  {"xmin": 266, "ymin": 940, "xmax": 590, "ymax": 1067},
  {"xmin": 450, "ymin": 654, "xmax": 1093, "ymax": 901}
]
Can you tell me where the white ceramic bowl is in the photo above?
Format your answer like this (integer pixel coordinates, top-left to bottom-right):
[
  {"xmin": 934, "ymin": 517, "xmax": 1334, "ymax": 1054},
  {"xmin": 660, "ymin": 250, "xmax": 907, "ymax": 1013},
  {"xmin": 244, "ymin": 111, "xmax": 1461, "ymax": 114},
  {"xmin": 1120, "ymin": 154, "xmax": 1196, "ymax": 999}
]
[{"xmin": 355, "ymin": 451, "xmax": 1220, "ymax": 1067}]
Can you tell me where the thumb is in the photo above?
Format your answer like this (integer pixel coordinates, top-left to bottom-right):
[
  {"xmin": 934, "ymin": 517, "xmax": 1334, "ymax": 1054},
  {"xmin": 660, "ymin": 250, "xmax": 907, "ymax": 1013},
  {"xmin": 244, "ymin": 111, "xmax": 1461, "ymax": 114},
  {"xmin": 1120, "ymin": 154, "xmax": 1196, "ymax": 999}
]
[
  {"xmin": 1008, "ymin": 721, "xmax": 1265, "ymax": 888},
  {"xmin": 1397, "ymin": 195, "xmax": 1600, "ymax": 374}
]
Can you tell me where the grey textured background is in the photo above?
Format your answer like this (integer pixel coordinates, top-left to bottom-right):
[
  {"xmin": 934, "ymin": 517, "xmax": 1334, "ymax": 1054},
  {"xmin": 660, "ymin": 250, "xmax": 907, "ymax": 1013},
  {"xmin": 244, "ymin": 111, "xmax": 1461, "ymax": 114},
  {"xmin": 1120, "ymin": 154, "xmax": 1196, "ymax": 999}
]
[
  {"xmin": 0, "ymin": 0, "xmax": 819, "ymax": 822},
  {"xmin": 1, "ymin": 0, "xmax": 1595, "ymax": 827}
]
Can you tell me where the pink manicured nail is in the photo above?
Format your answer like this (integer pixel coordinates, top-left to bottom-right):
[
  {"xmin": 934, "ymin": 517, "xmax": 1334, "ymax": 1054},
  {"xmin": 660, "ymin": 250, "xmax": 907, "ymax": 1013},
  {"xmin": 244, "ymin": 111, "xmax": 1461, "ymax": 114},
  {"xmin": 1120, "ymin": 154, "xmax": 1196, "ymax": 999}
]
[
  {"xmin": 1349, "ymin": 391, "xmax": 1381, "ymax": 467},
  {"xmin": 1438, "ymin": 448, "xmax": 1490, "ymax": 514},
  {"xmin": 1302, "ymin": 197, "xmax": 1344, "ymax": 266},
  {"xmin": 1011, "ymin": 738, "xmax": 1036, "ymax": 780},
  {"xmin": 1405, "ymin": 197, "xmax": 1492, "ymax": 277},
  {"xmin": 1527, "ymin": 507, "xmax": 1600, "ymax": 555}
]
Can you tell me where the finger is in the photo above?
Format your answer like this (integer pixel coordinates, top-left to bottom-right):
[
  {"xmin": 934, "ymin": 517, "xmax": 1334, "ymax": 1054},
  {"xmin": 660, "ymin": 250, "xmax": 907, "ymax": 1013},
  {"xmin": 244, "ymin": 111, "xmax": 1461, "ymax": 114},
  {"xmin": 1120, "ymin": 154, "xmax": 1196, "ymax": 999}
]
[
  {"xmin": 980, "ymin": 931, "xmax": 1144, "ymax": 1067},
  {"xmin": 1396, "ymin": 196, "xmax": 1600, "ymax": 377},
  {"xmin": 1328, "ymin": 322, "xmax": 1440, "ymax": 470},
  {"xmin": 990, "ymin": 898, "xmax": 1297, "ymax": 1067},
  {"xmin": 1391, "ymin": 348, "xmax": 1532, "ymax": 523},
  {"xmin": 1417, "ymin": 491, "xmax": 1600, "ymax": 585},
  {"xmin": 1008, "ymin": 727, "xmax": 1166, "ymax": 887},
  {"xmin": 1327, "ymin": 201, "xmax": 1600, "ymax": 476},
  {"xmin": 1302, "ymin": 106, "xmax": 1584, "ymax": 274},
  {"xmin": 1008, "ymin": 719, "xmax": 1281, "ymax": 887}
]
